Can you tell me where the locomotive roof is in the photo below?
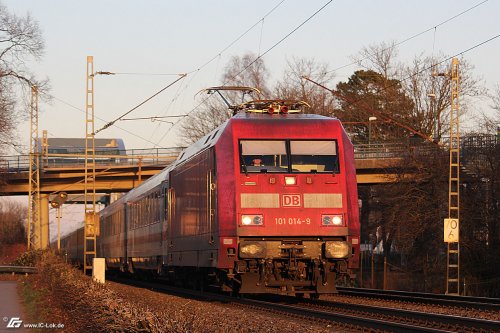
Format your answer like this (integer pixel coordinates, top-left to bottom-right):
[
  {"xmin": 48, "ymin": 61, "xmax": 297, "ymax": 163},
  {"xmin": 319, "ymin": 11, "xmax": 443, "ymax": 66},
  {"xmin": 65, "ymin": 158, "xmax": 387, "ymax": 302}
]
[
  {"xmin": 173, "ymin": 112, "xmax": 341, "ymax": 166},
  {"xmin": 126, "ymin": 166, "xmax": 171, "ymax": 200},
  {"xmin": 172, "ymin": 119, "xmax": 228, "ymax": 166},
  {"xmin": 232, "ymin": 111, "xmax": 339, "ymax": 121}
]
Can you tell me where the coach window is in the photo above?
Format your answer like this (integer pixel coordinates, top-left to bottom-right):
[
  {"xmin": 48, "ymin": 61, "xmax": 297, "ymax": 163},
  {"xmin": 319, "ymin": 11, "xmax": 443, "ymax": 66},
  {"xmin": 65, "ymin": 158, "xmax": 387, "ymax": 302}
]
[
  {"xmin": 290, "ymin": 140, "xmax": 339, "ymax": 173},
  {"xmin": 240, "ymin": 140, "xmax": 288, "ymax": 173}
]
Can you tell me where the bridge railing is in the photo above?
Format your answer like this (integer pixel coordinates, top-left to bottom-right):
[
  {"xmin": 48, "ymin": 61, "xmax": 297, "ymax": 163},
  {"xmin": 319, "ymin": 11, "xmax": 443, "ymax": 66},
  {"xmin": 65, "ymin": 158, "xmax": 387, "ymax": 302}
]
[
  {"xmin": 0, "ymin": 155, "xmax": 30, "ymax": 172},
  {"xmin": 355, "ymin": 142, "xmax": 411, "ymax": 159},
  {"xmin": 354, "ymin": 134, "xmax": 498, "ymax": 160},
  {"xmin": 354, "ymin": 141, "xmax": 439, "ymax": 159},
  {"xmin": 0, "ymin": 147, "xmax": 185, "ymax": 173},
  {"xmin": 1, "ymin": 136, "xmax": 496, "ymax": 173}
]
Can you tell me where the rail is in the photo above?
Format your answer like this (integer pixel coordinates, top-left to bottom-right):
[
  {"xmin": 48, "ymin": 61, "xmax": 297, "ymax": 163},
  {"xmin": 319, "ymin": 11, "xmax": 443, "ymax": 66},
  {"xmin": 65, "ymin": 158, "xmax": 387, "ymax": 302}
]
[
  {"xmin": 112, "ymin": 277, "xmax": 499, "ymax": 332},
  {"xmin": 337, "ymin": 286, "xmax": 500, "ymax": 312}
]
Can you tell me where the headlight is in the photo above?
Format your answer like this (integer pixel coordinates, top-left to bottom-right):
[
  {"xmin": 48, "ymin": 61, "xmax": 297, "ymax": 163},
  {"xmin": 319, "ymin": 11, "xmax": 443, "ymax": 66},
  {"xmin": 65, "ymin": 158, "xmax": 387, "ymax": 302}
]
[
  {"xmin": 239, "ymin": 241, "xmax": 266, "ymax": 258},
  {"xmin": 325, "ymin": 241, "xmax": 350, "ymax": 259},
  {"xmin": 322, "ymin": 214, "xmax": 343, "ymax": 226},
  {"xmin": 241, "ymin": 214, "xmax": 263, "ymax": 226}
]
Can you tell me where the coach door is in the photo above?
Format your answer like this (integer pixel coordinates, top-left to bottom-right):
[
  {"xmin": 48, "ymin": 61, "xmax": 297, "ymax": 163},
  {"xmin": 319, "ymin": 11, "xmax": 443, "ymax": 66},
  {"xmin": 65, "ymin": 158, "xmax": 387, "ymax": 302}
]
[
  {"xmin": 207, "ymin": 148, "xmax": 217, "ymax": 245},
  {"xmin": 161, "ymin": 181, "xmax": 169, "ymax": 247}
]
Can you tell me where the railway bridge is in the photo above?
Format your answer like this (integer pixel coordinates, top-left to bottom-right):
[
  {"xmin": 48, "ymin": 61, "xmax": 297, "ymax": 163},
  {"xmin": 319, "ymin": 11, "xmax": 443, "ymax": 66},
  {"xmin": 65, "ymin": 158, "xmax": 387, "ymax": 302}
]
[
  {"xmin": 0, "ymin": 136, "xmax": 495, "ymax": 250},
  {"xmin": 1, "ymin": 136, "xmax": 495, "ymax": 196},
  {"xmin": 0, "ymin": 142, "xmax": 416, "ymax": 196}
]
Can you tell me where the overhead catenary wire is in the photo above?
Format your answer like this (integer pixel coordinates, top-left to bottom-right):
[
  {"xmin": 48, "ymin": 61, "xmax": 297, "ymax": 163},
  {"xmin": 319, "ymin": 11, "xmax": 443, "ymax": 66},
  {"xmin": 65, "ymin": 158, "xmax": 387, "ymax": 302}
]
[
  {"xmin": 120, "ymin": 115, "xmax": 186, "ymax": 121},
  {"xmin": 56, "ymin": 1, "xmax": 288, "ymax": 150},
  {"xmin": 304, "ymin": 33, "xmax": 500, "ymax": 142},
  {"xmin": 148, "ymin": 72, "xmax": 191, "ymax": 143},
  {"xmin": 164, "ymin": 0, "xmax": 334, "ymax": 135},
  {"xmin": 105, "ymin": 72, "xmax": 184, "ymax": 76},
  {"xmin": 323, "ymin": 0, "xmax": 489, "ymax": 75},
  {"xmin": 93, "ymin": 73, "xmax": 187, "ymax": 135},
  {"xmin": 40, "ymin": 1, "xmax": 314, "ymax": 149},
  {"xmin": 187, "ymin": 0, "xmax": 288, "ymax": 75},
  {"xmin": 148, "ymin": 0, "xmax": 289, "ymax": 146},
  {"xmin": 50, "ymin": 95, "xmax": 176, "ymax": 148},
  {"xmin": 225, "ymin": 0, "xmax": 333, "ymax": 85},
  {"xmin": 41, "ymin": 1, "xmax": 491, "ymax": 151}
]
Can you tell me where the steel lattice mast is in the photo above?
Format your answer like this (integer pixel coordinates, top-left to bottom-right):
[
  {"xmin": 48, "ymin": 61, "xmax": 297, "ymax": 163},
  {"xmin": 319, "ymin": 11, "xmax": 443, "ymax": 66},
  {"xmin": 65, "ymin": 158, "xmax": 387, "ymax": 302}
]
[
  {"xmin": 446, "ymin": 58, "xmax": 460, "ymax": 295},
  {"xmin": 84, "ymin": 56, "xmax": 98, "ymax": 273},
  {"xmin": 27, "ymin": 86, "xmax": 40, "ymax": 250}
]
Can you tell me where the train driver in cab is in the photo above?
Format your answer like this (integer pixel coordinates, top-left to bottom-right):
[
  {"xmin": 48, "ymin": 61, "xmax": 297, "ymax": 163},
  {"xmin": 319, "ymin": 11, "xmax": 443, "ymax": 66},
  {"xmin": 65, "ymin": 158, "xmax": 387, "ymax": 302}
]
[{"xmin": 252, "ymin": 158, "xmax": 262, "ymax": 166}]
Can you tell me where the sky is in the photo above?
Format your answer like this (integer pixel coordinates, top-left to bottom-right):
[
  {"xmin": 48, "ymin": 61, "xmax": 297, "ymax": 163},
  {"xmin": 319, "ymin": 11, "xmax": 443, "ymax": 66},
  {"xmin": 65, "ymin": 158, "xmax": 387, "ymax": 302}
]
[
  {"xmin": 4, "ymin": 0, "xmax": 500, "ymax": 153},
  {"xmin": 2, "ymin": 0, "xmax": 500, "ymax": 238}
]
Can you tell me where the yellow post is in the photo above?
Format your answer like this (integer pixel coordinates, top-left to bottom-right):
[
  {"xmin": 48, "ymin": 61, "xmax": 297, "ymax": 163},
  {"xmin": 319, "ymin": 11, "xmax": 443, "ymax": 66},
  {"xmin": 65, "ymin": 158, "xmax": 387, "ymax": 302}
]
[
  {"xmin": 40, "ymin": 194, "xmax": 49, "ymax": 249},
  {"xmin": 57, "ymin": 207, "xmax": 61, "ymax": 251}
]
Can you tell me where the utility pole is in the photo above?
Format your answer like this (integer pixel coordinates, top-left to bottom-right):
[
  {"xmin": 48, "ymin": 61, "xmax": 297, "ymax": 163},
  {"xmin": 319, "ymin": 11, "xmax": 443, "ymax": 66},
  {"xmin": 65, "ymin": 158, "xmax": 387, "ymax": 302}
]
[
  {"xmin": 50, "ymin": 192, "xmax": 67, "ymax": 251},
  {"xmin": 84, "ymin": 56, "xmax": 98, "ymax": 274},
  {"xmin": 444, "ymin": 58, "xmax": 460, "ymax": 295},
  {"xmin": 27, "ymin": 86, "xmax": 41, "ymax": 250}
]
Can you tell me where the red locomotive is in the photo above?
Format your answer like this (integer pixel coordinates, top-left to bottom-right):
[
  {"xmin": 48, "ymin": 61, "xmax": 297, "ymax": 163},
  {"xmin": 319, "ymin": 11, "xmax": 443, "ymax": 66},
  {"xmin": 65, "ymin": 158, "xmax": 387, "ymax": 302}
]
[{"xmin": 63, "ymin": 99, "xmax": 360, "ymax": 296}]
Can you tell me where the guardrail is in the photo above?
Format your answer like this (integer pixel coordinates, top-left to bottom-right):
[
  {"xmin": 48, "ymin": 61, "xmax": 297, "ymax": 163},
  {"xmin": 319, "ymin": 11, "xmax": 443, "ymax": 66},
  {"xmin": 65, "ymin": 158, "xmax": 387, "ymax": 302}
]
[{"xmin": 0, "ymin": 265, "xmax": 37, "ymax": 274}]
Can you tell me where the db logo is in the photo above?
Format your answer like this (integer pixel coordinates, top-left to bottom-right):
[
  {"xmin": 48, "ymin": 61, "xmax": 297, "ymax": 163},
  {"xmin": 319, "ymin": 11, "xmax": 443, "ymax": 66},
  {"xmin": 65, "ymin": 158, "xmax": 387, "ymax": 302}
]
[{"xmin": 282, "ymin": 194, "xmax": 301, "ymax": 207}]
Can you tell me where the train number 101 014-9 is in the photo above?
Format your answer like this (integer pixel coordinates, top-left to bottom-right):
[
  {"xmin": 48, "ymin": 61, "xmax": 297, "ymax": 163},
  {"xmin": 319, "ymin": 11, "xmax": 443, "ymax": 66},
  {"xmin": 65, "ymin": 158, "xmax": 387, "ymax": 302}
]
[{"xmin": 275, "ymin": 217, "xmax": 311, "ymax": 225}]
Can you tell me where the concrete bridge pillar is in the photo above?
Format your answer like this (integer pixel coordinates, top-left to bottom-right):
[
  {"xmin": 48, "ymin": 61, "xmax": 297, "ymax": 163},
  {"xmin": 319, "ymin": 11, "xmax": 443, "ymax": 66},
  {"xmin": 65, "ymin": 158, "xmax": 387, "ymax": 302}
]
[{"xmin": 39, "ymin": 194, "xmax": 50, "ymax": 249}]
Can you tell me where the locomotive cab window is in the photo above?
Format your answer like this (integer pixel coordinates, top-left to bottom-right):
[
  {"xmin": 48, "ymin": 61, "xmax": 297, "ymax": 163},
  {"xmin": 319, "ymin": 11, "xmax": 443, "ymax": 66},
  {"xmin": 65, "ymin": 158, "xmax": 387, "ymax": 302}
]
[
  {"xmin": 240, "ymin": 140, "xmax": 288, "ymax": 173},
  {"xmin": 290, "ymin": 140, "xmax": 339, "ymax": 173}
]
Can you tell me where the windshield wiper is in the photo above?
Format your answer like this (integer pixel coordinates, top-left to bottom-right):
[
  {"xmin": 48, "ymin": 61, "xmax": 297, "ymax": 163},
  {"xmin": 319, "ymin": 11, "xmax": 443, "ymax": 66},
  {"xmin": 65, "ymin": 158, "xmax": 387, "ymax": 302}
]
[{"xmin": 239, "ymin": 150, "xmax": 248, "ymax": 176}]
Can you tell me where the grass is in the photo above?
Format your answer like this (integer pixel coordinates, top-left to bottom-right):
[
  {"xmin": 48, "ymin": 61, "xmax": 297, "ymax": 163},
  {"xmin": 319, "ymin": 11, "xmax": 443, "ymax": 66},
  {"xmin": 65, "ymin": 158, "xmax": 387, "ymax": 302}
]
[{"xmin": 18, "ymin": 277, "xmax": 50, "ymax": 324}]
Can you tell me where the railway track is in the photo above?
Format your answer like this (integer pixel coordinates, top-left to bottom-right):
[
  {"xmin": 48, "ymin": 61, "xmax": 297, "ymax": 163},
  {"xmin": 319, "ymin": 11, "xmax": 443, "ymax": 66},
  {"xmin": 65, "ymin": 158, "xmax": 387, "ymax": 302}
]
[
  {"xmin": 338, "ymin": 287, "xmax": 500, "ymax": 312},
  {"xmin": 273, "ymin": 295, "xmax": 500, "ymax": 332},
  {"xmin": 110, "ymin": 277, "xmax": 499, "ymax": 332}
]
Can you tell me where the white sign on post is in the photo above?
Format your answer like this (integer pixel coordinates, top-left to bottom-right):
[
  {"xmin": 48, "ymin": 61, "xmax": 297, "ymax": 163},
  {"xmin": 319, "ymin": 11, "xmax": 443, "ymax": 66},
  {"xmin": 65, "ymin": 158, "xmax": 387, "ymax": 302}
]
[{"xmin": 444, "ymin": 218, "xmax": 459, "ymax": 243}]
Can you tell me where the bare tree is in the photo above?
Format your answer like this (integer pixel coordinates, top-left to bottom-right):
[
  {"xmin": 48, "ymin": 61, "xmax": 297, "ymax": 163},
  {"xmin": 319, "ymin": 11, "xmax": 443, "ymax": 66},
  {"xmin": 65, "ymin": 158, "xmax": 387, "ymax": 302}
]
[
  {"xmin": 477, "ymin": 84, "xmax": 500, "ymax": 133},
  {"xmin": 352, "ymin": 41, "xmax": 401, "ymax": 79},
  {"xmin": 222, "ymin": 52, "xmax": 270, "ymax": 98},
  {"xmin": 177, "ymin": 99, "xmax": 231, "ymax": 145},
  {"xmin": 0, "ymin": 2, "xmax": 48, "ymax": 154},
  {"xmin": 178, "ymin": 52, "xmax": 270, "ymax": 145},
  {"xmin": 349, "ymin": 43, "xmax": 486, "ymax": 142},
  {"xmin": 0, "ymin": 198, "xmax": 27, "ymax": 244},
  {"xmin": 274, "ymin": 57, "xmax": 337, "ymax": 116},
  {"xmin": 402, "ymin": 55, "xmax": 486, "ymax": 140}
]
